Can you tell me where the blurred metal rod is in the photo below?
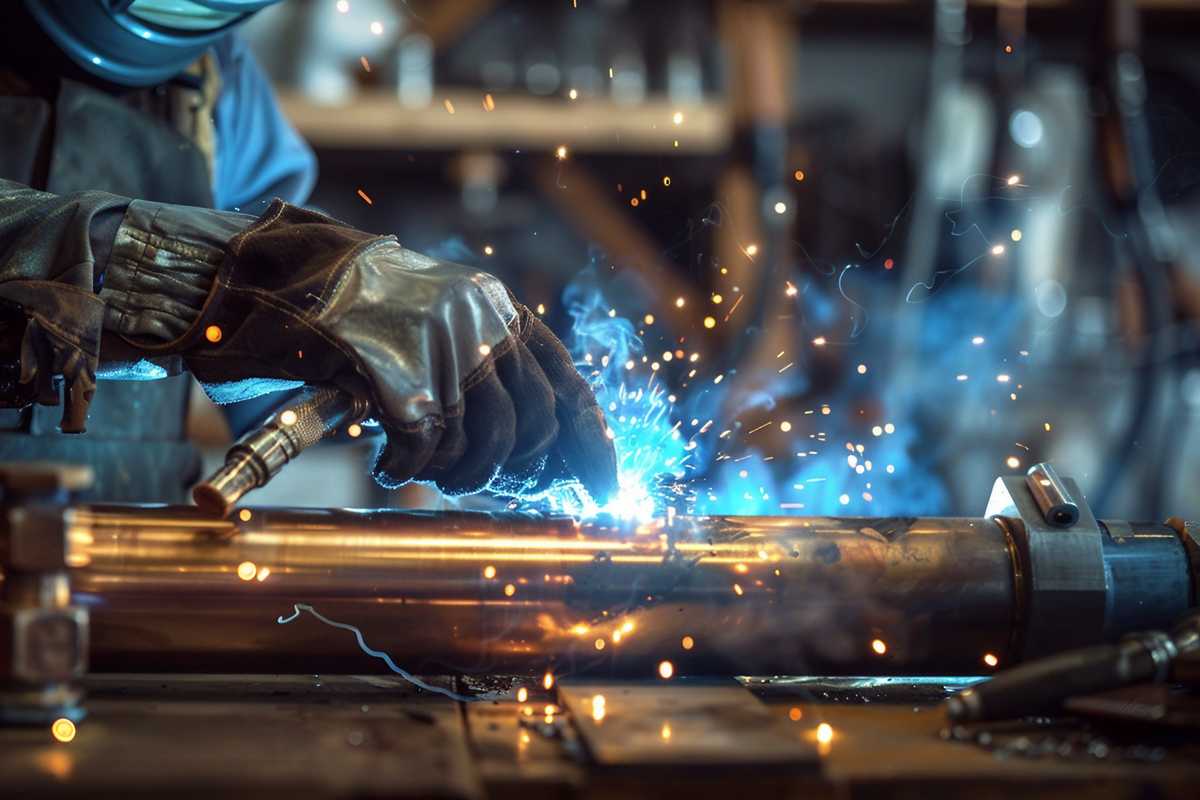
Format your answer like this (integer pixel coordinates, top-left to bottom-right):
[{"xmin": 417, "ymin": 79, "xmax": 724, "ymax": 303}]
[{"xmin": 61, "ymin": 506, "xmax": 1193, "ymax": 677}]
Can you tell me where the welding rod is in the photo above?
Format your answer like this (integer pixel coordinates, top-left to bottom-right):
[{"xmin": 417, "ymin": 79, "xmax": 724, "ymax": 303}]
[{"xmin": 192, "ymin": 387, "xmax": 367, "ymax": 516}]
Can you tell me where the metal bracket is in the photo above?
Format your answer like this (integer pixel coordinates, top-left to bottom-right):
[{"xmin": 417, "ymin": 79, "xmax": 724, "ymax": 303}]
[{"xmin": 985, "ymin": 465, "xmax": 1107, "ymax": 661}]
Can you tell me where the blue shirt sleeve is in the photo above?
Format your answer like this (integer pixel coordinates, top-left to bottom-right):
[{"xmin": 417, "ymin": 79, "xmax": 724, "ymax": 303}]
[{"xmin": 210, "ymin": 33, "xmax": 317, "ymax": 213}]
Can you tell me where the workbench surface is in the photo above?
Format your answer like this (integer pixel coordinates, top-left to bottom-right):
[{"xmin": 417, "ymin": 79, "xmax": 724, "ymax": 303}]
[{"xmin": 2, "ymin": 674, "xmax": 1196, "ymax": 799}]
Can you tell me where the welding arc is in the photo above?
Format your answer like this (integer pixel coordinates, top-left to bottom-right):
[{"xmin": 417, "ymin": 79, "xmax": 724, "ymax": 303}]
[{"xmin": 276, "ymin": 603, "xmax": 477, "ymax": 702}]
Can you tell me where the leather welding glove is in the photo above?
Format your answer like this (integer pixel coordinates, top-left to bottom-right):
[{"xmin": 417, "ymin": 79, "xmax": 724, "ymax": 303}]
[{"xmin": 99, "ymin": 198, "xmax": 618, "ymax": 502}]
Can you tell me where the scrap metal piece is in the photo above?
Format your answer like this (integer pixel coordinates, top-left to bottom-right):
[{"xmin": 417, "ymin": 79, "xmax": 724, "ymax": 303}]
[{"xmin": 559, "ymin": 681, "xmax": 816, "ymax": 768}]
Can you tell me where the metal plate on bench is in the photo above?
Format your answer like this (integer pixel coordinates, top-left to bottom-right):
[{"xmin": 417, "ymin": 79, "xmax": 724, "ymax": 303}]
[{"xmin": 559, "ymin": 680, "xmax": 817, "ymax": 769}]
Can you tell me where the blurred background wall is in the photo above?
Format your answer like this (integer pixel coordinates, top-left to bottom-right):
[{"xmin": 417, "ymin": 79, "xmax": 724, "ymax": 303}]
[{"xmin": 189, "ymin": 0, "xmax": 1200, "ymax": 520}]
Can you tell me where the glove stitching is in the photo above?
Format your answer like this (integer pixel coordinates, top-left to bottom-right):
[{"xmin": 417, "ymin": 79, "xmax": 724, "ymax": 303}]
[
  {"xmin": 313, "ymin": 235, "xmax": 400, "ymax": 317},
  {"xmin": 216, "ymin": 284, "xmax": 459, "ymax": 435}
]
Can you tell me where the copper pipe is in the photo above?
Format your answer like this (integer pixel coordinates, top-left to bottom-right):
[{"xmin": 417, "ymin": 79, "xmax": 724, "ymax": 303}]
[{"xmin": 65, "ymin": 506, "xmax": 1027, "ymax": 676}]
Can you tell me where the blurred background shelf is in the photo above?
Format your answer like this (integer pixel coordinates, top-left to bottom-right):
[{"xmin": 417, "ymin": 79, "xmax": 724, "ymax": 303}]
[{"xmin": 277, "ymin": 90, "xmax": 731, "ymax": 154}]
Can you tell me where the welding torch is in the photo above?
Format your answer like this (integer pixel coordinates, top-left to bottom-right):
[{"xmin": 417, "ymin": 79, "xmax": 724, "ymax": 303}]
[
  {"xmin": 945, "ymin": 609, "xmax": 1200, "ymax": 724},
  {"xmin": 192, "ymin": 386, "xmax": 368, "ymax": 516}
]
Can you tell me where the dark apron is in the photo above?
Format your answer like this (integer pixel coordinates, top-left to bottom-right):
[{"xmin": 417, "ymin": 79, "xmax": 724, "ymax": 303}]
[{"xmin": 0, "ymin": 79, "xmax": 214, "ymax": 502}]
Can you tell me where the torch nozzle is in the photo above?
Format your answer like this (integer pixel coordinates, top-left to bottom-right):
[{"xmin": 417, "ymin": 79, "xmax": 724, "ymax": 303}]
[{"xmin": 192, "ymin": 387, "xmax": 366, "ymax": 516}]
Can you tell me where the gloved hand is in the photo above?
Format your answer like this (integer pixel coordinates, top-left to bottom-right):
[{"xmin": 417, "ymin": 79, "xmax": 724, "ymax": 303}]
[{"xmin": 101, "ymin": 199, "xmax": 618, "ymax": 502}]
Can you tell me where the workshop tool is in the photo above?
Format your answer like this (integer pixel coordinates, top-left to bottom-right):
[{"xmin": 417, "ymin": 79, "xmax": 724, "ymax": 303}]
[
  {"xmin": 945, "ymin": 609, "xmax": 1200, "ymax": 723},
  {"xmin": 192, "ymin": 386, "xmax": 367, "ymax": 516}
]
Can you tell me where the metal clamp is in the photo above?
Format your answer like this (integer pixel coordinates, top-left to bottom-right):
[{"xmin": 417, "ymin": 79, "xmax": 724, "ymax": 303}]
[
  {"xmin": 0, "ymin": 463, "xmax": 91, "ymax": 725},
  {"xmin": 986, "ymin": 462, "xmax": 1107, "ymax": 660}
]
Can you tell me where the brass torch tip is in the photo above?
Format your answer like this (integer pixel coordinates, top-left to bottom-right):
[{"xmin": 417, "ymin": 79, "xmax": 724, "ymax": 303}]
[{"xmin": 192, "ymin": 482, "xmax": 233, "ymax": 517}]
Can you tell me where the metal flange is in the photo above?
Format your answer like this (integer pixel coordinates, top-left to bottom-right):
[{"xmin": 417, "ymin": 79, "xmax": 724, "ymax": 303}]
[{"xmin": 985, "ymin": 464, "xmax": 1107, "ymax": 661}]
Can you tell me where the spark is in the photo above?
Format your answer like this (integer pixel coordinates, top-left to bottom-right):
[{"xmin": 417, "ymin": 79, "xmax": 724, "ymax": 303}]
[
  {"xmin": 1006, "ymin": 174, "xmax": 1020, "ymax": 186},
  {"xmin": 543, "ymin": 671, "xmax": 555, "ymax": 690},
  {"xmin": 1006, "ymin": 456, "xmax": 1021, "ymax": 469},
  {"xmin": 788, "ymin": 707, "xmax": 803, "ymax": 721},
  {"xmin": 780, "ymin": 421, "xmax": 792, "ymax": 432},
  {"xmin": 983, "ymin": 653, "xmax": 999, "ymax": 668},
  {"xmin": 703, "ymin": 316, "xmax": 716, "ymax": 329},
  {"xmin": 644, "ymin": 313, "xmax": 655, "ymax": 325},
  {"xmin": 236, "ymin": 561, "xmax": 256, "ymax": 581},
  {"xmin": 556, "ymin": 145, "xmax": 569, "ymax": 160},
  {"xmin": 672, "ymin": 110, "xmax": 684, "ymax": 125},
  {"xmin": 595, "ymin": 638, "xmax": 606, "ymax": 650},
  {"xmin": 856, "ymin": 364, "xmax": 867, "ymax": 375},
  {"xmin": 812, "ymin": 336, "xmax": 827, "ymax": 347},
  {"xmin": 568, "ymin": 88, "xmax": 578, "ymax": 100},
  {"xmin": 483, "ymin": 244, "xmax": 494, "ymax": 256},
  {"xmin": 347, "ymin": 423, "xmax": 362, "ymax": 438},
  {"xmin": 336, "ymin": 0, "xmax": 349, "ymax": 12},
  {"xmin": 773, "ymin": 201, "xmax": 787, "ymax": 215},
  {"xmin": 369, "ymin": 20, "xmax": 383, "ymax": 35},
  {"xmin": 483, "ymin": 93, "xmax": 495, "ymax": 111},
  {"xmin": 280, "ymin": 410, "xmax": 298, "ymax": 426},
  {"xmin": 360, "ymin": 56, "xmax": 370, "ymax": 73},
  {"xmin": 711, "ymin": 293, "xmax": 723, "ymax": 304},
  {"xmin": 663, "ymin": 176, "xmax": 671, "ymax": 186},
  {"xmin": 744, "ymin": 243, "xmax": 759, "ymax": 257},
  {"xmin": 517, "ymin": 687, "xmax": 528, "ymax": 702},
  {"xmin": 991, "ymin": 244, "xmax": 1005, "ymax": 256},
  {"xmin": 871, "ymin": 638, "xmax": 887, "ymax": 655},
  {"xmin": 504, "ymin": 583, "xmax": 516, "ymax": 596},
  {"xmin": 733, "ymin": 583, "xmax": 744, "ymax": 596},
  {"xmin": 658, "ymin": 660, "xmax": 675, "ymax": 679},
  {"xmin": 785, "ymin": 282, "xmax": 798, "ymax": 297},
  {"xmin": 681, "ymin": 635, "xmax": 694, "ymax": 650},
  {"xmin": 443, "ymin": 98, "xmax": 455, "ymax": 114},
  {"xmin": 478, "ymin": 344, "xmax": 492, "ymax": 356},
  {"xmin": 971, "ymin": 335, "xmax": 985, "ymax": 345},
  {"xmin": 204, "ymin": 325, "xmax": 222, "ymax": 343},
  {"xmin": 661, "ymin": 722, "xmax": 672, "ymax": 740},
  {"xmin": 816, "ymin": 723, "xmax": 834, "ymax": 744},
  {"xmin": 794, "ymin": 169, "xmax": 805, "ymax": 181},
  {"xmin": 996, "ymin": 374, "xmax": 1011, "ymax": 383},
  {"xmin": 956, "ymin": 374, "xmax": 968, "ymax": 381},
  {"xmin": 1011, "ymin": 229, "xmax": 1022, "ymax": 242},
  {"xmin": 237, "ymin": 509, "xmax": 252, "ymax": 522},
  {"xmin": 51, "ymin": 718, "xmax": 76, "ymax": 743},
  {"xmin": 483, "ymin": 565, "xmax": 496, "ymax": 579},
  {"xmin": 675, "ymin": 296, "xmax": 685, "ymax": 308}
]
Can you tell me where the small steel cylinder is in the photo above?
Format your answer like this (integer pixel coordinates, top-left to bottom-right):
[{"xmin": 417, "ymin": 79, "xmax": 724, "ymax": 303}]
[{"xmin": 1024, "ymin": 462, "xmax": 1080, "ymax": 528}]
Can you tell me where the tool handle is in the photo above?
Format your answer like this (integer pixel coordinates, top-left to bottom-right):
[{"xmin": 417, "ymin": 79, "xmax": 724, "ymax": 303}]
[
  {"xmin": 192, "ymin": 387, "xmax": 364, "ymax": 516},
  {"xmin": 944, "ymin": 632, "xmax": 1174, "ymax": 723}
]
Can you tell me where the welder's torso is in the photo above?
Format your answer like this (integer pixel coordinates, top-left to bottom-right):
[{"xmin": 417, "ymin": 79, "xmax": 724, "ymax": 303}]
[{"xmin": 0, "ymin": 73, "xmax": 214, "ymax": 502}]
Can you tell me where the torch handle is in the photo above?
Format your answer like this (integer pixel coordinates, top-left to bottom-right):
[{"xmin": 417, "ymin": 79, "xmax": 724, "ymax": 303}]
[{"xmin": 192, "ymin": 387, "xmax": 365, "ymax": 516}]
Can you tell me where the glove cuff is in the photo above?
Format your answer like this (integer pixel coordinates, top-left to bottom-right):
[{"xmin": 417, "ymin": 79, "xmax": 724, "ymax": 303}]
[{"xmin": 99, "ymin": 199, "xmax": 253, "ymax": 350}]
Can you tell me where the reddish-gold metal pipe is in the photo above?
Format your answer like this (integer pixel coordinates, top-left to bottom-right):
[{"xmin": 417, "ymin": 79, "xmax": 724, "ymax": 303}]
[
  {"xmin": 62, "ymin": 506, "xmax": 1190, "ymax": 677},
  {"xmin": 64, "ymin": 506, "xmax": 1016, "ymax": 676}
]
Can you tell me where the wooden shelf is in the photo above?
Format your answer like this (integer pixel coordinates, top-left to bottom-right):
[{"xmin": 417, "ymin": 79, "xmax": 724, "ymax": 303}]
[{"xmin": 277, "ymin": 89, "xmax": 731, "ymax": 154}]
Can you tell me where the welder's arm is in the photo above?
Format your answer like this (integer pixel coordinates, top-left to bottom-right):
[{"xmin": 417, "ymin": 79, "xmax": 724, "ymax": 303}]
[{"xmin": 0, "ymin": 183, "xmax": 617, "ymax": 502}]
